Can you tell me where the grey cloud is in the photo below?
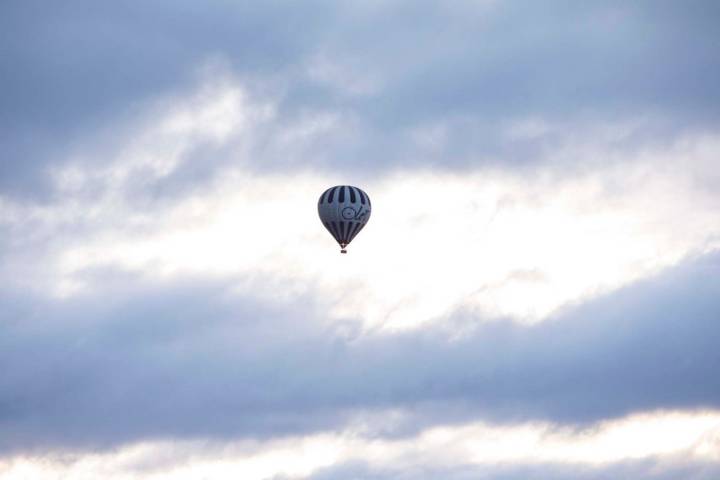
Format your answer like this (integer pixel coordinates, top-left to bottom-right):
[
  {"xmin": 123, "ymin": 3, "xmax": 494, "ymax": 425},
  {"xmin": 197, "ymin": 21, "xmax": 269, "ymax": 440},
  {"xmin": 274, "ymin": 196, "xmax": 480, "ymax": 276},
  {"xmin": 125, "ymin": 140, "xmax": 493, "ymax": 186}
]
[
  {"xmin": 2, "ymin": 0, "xmax": 719, "ymax": 198},
  {"xmin": 242, "ymin": 0, "xmax": 720, "ymax": 173},
  {"xmin": 303, "ymin": 458, "xmax": 720, "ymax": 480},
  {"xmin": 1, "ymin": 252, "xmax": 719, "ymax": 454},
  {"xmin": 0, "ymin": 0, "xmax": 336, "ymax": 197}
]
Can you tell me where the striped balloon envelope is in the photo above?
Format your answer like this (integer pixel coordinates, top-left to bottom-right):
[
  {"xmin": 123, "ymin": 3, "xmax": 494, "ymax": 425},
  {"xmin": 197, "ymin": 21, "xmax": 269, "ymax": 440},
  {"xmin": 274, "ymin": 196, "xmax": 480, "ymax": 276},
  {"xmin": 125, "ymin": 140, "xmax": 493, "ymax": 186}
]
[{"xmin": 317, "ymin": 185, "xmax": 371, "ymax": 253}]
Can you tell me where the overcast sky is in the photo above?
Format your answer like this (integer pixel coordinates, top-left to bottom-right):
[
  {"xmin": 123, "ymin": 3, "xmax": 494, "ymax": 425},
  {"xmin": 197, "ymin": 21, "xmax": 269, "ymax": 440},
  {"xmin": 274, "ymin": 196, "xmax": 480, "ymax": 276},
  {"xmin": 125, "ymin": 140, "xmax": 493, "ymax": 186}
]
[{"xmin": 1, "ymin": 1, "xmax": 720, "ymax": 478}]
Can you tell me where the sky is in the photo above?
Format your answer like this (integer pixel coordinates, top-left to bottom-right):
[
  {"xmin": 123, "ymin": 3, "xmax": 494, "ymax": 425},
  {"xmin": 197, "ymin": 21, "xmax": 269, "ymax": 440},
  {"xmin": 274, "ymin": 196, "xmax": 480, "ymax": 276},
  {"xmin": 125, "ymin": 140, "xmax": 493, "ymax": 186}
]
[{"xmin": 1, "ymin": 0, "xmax": 720, "ymax": 478}]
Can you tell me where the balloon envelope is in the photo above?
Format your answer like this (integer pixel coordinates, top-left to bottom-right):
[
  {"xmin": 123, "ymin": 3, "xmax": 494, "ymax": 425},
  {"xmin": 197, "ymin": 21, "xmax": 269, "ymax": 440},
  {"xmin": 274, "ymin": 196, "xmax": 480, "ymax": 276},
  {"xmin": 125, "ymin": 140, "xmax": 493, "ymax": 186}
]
[{"xmin": 318, "ymin": 185, "xmax": 371, "ymax": 253}]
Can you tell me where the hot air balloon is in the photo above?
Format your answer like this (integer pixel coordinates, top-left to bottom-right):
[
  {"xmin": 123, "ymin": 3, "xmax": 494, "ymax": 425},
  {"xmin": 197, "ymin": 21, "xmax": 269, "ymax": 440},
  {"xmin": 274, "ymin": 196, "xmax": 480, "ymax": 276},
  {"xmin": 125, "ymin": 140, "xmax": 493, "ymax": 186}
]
[{"xmin": 318, "ymin": 185, "xmax": 371, "ymax": 253}]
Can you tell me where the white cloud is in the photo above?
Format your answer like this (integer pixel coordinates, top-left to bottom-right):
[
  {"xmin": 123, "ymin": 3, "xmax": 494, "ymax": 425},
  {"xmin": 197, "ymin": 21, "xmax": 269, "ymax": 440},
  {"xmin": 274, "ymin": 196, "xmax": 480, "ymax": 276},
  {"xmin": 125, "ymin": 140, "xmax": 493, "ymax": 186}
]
[
  {"xmin": 2, "ymin": 77, "xmax": 720, "ymax": 331},
  {"xmin": 1, "ymin": 410, "xmax": 718, "ymax": 479},
  {"xmin": 54, "ymin": 156, "xmax": 720, "ymax": 330}
]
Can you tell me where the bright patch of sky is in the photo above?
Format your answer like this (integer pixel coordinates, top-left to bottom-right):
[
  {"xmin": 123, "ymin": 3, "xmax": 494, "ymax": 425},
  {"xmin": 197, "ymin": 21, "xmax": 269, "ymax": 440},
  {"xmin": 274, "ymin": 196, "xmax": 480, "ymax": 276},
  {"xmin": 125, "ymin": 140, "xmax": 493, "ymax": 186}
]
[{"xmin": 3, "ymin": 80, "xmax": 718, "ymax": 330}]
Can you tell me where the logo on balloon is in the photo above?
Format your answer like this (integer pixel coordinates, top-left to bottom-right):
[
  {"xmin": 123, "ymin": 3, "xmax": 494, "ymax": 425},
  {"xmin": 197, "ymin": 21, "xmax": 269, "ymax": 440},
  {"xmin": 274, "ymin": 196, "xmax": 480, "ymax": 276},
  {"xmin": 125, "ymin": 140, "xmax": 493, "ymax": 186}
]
[{"xmin": 342, "ymin": 206, "xmax": 369, "ymax": 221}]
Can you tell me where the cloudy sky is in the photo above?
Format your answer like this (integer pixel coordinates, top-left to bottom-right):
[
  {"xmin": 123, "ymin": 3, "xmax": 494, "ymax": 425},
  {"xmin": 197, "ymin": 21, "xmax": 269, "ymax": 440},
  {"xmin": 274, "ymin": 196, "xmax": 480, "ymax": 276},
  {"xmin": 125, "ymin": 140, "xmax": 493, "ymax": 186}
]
[{"xmin": 2, "ymin": 1, "xmax": 720, "ymax": 478}]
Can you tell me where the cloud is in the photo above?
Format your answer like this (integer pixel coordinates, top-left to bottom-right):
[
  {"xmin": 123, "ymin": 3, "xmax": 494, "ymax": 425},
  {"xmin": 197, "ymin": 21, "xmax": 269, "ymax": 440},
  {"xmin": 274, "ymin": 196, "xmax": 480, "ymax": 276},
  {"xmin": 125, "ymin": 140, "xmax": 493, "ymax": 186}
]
[
  {"xmin": 1, "ymin": 250, "xmax": 719, "ymax": 454},
  {"xmin": 305, "ymin": 458, "xmax": 720, "ymax": 480},
  {"xmin": 2, "ymin": 0, "xmax": 719, "ymax": 196},
  {"xmin": 1, "ymin": 73, "xmax": 717, "ymax": 316},
  {"xmin": 1, "ymin": 410, "xmax": 719, "ymax": 479},
  {"xmin": 19, "ymin": 123, "xmax": 719, "ymax": 327},
  {"xmin": 0, "ymin": 0, "xmax": 335, "ymax": 196},
  {"xmin": 2, "ymin": 1, "xmax": 719, "ymax": 477}
]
